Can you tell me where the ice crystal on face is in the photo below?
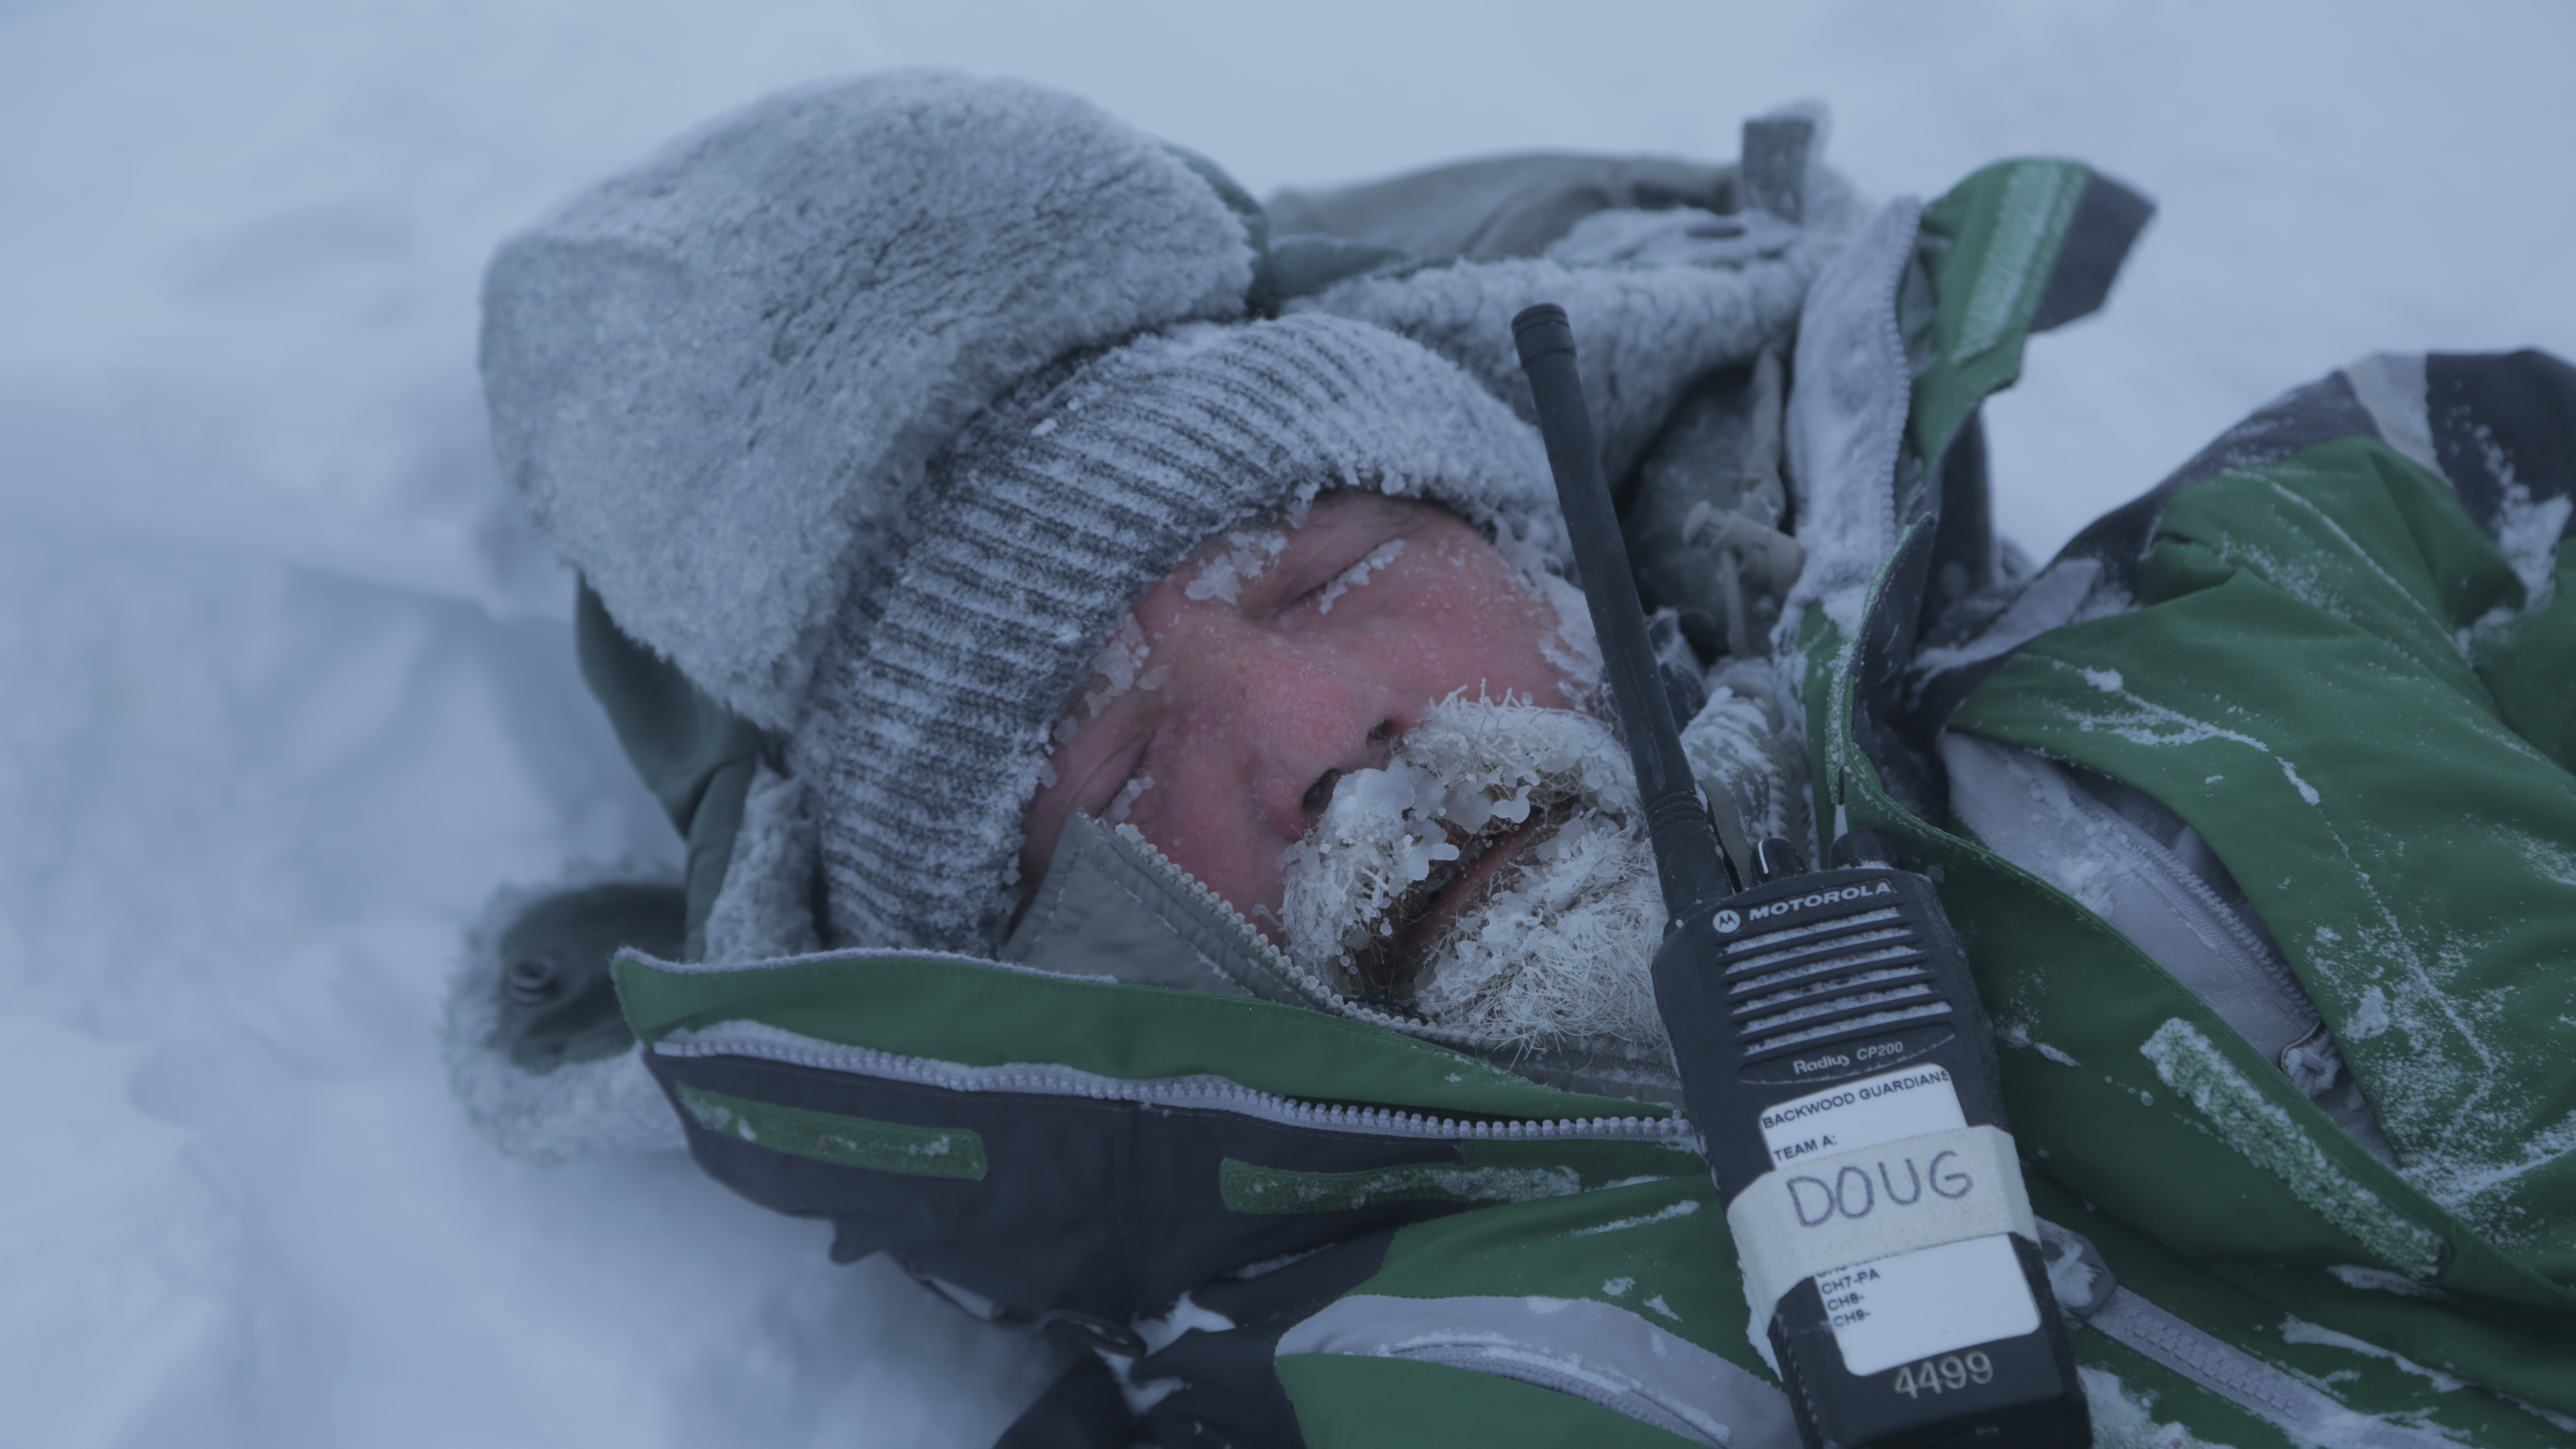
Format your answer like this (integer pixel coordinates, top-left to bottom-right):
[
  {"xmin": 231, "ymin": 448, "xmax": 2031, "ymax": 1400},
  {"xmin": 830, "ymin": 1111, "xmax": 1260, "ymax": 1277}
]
[
  {"xmin": 1535, "ymin": 573, "xmax": 1605, "ymax": 710},
  {"xmin": 1075, "ymin": 614, "xmax": 1157, "ymax": 721},
  {"xmin": 1314, "ymin": 539, "xmax": 1403, "ymax": 614},
  {"xmin": 1279, "ymin": 702, "xmax": 1671, "ymax": 1057},
  {"xmin": 1183, "ymin": 524, "xmax": 1291, "ymax": 605},
  {"xmin": 1102, "ymin": 772, "xmax": 1152, "ymax": 825}
]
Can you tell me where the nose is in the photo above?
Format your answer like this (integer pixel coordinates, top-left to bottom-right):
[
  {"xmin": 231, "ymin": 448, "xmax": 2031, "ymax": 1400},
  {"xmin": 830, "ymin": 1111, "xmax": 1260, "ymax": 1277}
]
[{"xmin": 1239, "ymin": 649, "xmax": 1414, "ymax": 840}]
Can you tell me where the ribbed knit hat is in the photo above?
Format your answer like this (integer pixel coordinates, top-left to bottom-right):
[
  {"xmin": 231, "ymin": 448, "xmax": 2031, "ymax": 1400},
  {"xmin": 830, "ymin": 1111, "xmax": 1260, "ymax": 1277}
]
[{"xmin": 480, "ymin": 71, "xmax": 1843, "ymax": 958}]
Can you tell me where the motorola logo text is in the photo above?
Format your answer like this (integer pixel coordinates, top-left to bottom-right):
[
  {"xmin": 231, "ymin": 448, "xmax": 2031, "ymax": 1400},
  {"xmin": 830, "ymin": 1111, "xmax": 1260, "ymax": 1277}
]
[{"xmin": 1746, "ymin": 880, "xmax": 1894, "ymax": 923}]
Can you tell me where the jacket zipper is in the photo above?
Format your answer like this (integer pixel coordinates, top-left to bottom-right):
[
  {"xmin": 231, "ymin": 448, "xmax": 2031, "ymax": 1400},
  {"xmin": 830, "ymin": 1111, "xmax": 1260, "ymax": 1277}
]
[{"xmin": 655, "ymin": 1023, "xmax": 1697, "ymax": 1146}]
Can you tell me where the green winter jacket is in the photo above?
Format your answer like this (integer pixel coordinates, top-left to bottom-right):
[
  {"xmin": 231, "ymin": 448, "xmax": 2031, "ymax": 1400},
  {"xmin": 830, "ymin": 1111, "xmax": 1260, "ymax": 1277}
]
[{"xmin": 548, "ymin": 153, "xmax": 2576, "ymax": 1447}]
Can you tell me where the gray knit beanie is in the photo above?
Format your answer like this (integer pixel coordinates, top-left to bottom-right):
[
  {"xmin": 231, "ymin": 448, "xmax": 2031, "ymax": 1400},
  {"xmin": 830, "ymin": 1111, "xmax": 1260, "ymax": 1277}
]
[{"xmin": 480, "ymin": 71, "xmax": 1845, "ymax": 959}]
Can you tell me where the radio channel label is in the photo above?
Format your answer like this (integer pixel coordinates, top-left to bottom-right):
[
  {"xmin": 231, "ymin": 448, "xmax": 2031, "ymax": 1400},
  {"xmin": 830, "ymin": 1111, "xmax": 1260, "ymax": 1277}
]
[{"xmin": 1819, "ymin": 1234, "xmax": 2040, "ymax": 1376}]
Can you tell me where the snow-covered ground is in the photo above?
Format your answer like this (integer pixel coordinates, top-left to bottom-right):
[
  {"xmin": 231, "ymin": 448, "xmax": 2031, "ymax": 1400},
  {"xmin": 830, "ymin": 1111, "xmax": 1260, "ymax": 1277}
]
[{"xmin": 2, "ymin": 2, "xmax": 2570, "ymax": 1444}]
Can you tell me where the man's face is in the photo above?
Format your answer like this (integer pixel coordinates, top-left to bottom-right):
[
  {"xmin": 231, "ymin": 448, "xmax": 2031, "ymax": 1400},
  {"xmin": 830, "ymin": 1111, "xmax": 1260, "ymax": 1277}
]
[{"xmin": 1022, "ymin": 492, "xmax": 1581, "ymax": 939}]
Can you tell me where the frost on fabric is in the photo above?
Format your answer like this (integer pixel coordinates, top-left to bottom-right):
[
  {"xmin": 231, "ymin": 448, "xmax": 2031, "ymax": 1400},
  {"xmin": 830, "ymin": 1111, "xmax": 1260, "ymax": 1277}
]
[
  {"xmin": 2325, "ymin": 1265, "xmax": 2453, "ymax": 1301},
  {"xmin": 1098, "ymin": 1291, "xmax": 1236, "ymax": 1416},
  {"xmin": 1545, "ymin": 205, "xmax": 1807, "ymax": 268},
  {"xmin": 1947, "ymin": 733, "xmax": 2125, "ymax": 922},
  {"xmin": 2278, "ymin": 1315, "xmax": 2465, "ymax": 1393},
  {"xmin": 441, "ymin": 872, "xmax": 688, "ymax": 1163},
  {"xmin": 1224, "ymin": 1161, "xmax": 1583, "ymax": 1213},
  {"xmin": 2026, "ymin": 650, "xmax": 2351, "ymax": 837},
  {"xmin": 704, "ymin": 761, "xmax": 824, "ymax": 962},
  {"xmin": 2139, "ymin": 1020, "xmax": 2445, "ymax": 1281},
  {"xmin": 1777, "ymin": 199, "xmax": 1917, "ymax": 652},
  {"xmin": 2246, "ymin": 475, "xmax": 2462, "ymax": 670},
  {"xmin": 1682, "ymin": 656, "xmax": 1812, "ymax": 850},
  {"xmin": 2480, "ymin": 441, "xmax": 2572, "ymax": 601},
  {"xmin": 2461, "ymin": 473, "xmax": 2571, "ymax": 650},
  {"xmin": 1568, "ymin": 1198, "xmax": 1701, "ymax": 1237},
  {"xmin": 2078, "ymin": 1368, "xmax": 2234, "ymax": 1449},
  {"xmin": 2398, "ymin": 1107, "xmax": 2576, "ymax": 1253},
  {"xmin": 2041, "ymin": 1235, "xmax": 2107, "ymax": 1313},
  {"xmin": 2517, "ymin": 833, "xmax": 2576, "ymax": 890},
  {"xmin": 2508, "ymin": 1397, "xmax": 2576, "ymax": 1436},
  {"xmin": 1347, "ymin": 1302, "xmax": 1732, "ymax": 1445},
  {"xmin": 1135, "ymin": 1291, "xmax": 1237, "ymax": 1356},
  {"xmin": 2286, "ymin": 897, "xmax": 2548, "ymax": 1235}
]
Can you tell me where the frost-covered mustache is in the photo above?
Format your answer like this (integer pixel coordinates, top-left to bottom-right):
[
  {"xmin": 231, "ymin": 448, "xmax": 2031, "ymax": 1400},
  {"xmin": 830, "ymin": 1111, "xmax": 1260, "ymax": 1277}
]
[{"xmin": 1278, "ymin": 703, "xmax": 1673, "ymax": 1057}]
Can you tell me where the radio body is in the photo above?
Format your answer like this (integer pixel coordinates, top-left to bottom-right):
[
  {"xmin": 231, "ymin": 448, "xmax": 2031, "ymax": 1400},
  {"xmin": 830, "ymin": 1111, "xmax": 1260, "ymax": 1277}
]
[{"xmin": 1655, "ymin": 860, "xmax": 2088, "ymax": 1448}]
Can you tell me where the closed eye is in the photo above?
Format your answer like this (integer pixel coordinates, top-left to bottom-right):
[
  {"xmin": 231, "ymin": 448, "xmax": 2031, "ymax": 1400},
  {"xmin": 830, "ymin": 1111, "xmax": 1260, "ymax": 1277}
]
[{"xmin": 1304, "ymin": 539, "xmax": 1408, "ymax": 615}]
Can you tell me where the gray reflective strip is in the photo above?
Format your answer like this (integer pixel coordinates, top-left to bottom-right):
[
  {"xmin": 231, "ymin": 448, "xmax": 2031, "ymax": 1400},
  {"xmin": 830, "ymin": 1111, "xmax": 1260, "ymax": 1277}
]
[
  {"xmin": 1942, "ymin": 733, "xmax": 2322, "ymax": 1066},
  {"xmin": 2085, "ymin": 1289, "xmax": 2467, "ymax": 1449},
  {"xmin": 1277, "ymin": 1293, "xmax": 1798, "ymax": 1449}
]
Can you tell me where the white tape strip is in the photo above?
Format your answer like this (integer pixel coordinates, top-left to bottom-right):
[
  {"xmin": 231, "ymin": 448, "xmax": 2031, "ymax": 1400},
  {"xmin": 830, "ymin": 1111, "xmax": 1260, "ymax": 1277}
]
[{"xmin": 1724, "ymin": 1123, "xmax": 2037, "ymax": 1335}]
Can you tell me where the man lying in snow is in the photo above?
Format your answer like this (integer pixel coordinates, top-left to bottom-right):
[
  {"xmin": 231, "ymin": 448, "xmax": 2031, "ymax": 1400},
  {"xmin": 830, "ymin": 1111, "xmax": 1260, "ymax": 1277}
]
[{"xmin": 447, "ymin": 72, "xmax": 2576, "ymax": 1448}]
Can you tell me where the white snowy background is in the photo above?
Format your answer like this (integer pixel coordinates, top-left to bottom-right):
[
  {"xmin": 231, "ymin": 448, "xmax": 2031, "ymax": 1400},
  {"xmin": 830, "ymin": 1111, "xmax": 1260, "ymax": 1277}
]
[{"xmin": 3, "ymin": 1, "xmax": 2571, "ymax": 1444}]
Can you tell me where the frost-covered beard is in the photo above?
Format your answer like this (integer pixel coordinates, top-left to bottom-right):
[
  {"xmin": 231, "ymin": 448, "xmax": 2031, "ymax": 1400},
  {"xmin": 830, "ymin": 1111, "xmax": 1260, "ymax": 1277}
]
[{"xmin": 1279, "ymin": 701, "xmax": 1670, "ymax": 1060}]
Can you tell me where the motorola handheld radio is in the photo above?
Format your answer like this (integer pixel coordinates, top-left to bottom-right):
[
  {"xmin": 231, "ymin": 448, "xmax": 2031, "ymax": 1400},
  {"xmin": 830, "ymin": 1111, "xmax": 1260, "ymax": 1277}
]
[{"xmin": 1513, "ymin": 305, "xmax": 2089, "ymax": 1449}]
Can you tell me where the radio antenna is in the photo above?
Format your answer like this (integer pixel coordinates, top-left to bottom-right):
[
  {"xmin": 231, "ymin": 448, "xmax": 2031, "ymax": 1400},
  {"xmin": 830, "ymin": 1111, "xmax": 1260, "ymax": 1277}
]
[{"xmin": 1512, "ymin": 303, "xmax": 1735, "ymax": 921}]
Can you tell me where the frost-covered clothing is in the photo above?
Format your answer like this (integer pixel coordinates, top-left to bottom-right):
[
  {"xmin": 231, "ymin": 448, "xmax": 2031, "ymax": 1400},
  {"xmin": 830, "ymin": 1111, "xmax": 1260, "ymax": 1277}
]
[
  {"xmin": 462, "ymin": 117, "xmax": 2576, "ymax": 1448},
  {"xmin": 1787, "ymin": 160, "xmax": 2576, "ymax": 1444}
]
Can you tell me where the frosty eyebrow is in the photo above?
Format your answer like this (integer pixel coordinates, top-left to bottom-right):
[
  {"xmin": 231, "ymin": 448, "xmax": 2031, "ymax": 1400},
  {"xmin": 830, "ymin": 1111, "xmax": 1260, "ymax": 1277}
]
[{"xmin": 1314, "ymin": 539, "xmax": 1407, "ymax": 614}]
